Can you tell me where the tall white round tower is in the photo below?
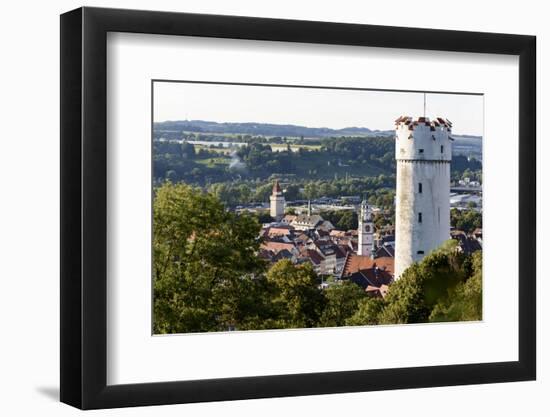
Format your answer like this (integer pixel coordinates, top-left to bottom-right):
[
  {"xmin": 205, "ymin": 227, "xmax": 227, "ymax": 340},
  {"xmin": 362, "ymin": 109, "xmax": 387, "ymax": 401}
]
[{"xmin": 394, "ymin": 116, "xmax": 453, "ymax": 278}]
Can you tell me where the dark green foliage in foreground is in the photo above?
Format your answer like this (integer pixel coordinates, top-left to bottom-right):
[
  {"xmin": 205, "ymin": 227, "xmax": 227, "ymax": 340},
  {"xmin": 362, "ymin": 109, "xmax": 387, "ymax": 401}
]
[
  {"xmin": 429, "ymin": 251, "xmax": 482, "ymax": 322},
  {"xmin": 345, "ymin": 297, "xmax": 385, "ymax": 326},
  {"xmin": 266, "ymin": 260, "xmax": 326, "ymax": 329},
  {"xmin": 319, "ymin": 281, "xmax": 367, "ymax": 327},
  {"xmin": 361, "ymin": 240, "xmax": 482, "ymax": 325},
  {"xmin": 153, "ymin": 182, "xmax": 267, "ymax": 333},
  {"xmin": 153, "ymin": 184, "xmax": 482, "ymax": 333}
]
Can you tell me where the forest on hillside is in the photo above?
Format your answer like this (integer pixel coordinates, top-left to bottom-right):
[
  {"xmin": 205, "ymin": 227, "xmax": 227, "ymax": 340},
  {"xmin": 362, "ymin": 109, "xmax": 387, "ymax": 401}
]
[{"xmin": 153, "ymin": 135, "xmax": 481, "ymax": 188}]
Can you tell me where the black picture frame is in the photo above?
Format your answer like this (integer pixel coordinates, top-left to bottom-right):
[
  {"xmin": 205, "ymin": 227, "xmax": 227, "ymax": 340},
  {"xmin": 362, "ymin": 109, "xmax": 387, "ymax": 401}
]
[{"xmin": 60, "ymin": 6, "xmax": 536, "ymax": 410}]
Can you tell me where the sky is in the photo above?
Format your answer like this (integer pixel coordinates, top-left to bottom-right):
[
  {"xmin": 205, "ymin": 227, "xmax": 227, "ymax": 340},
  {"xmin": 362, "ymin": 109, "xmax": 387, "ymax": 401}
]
[{"xmin": 153, "ymin": 81, "xmax": 484, "ymax": 136}]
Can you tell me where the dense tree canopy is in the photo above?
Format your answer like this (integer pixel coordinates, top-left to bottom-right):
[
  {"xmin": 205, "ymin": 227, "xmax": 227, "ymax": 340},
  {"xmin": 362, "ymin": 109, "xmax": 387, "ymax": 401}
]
[
  {"xmin": 320, "ymin": 210, "xmax": 358, "ymax": 231},
  {"xmin": 319, "ymin": 281, "xmax": 366, "ymax": 327},
  {"xmin": 451, "ymin": 208, "xmax": 482, "ymax": 233},
  {"xmin": 348, "ymin": 240, "xmax": 482, "ymax": 326},
  {"xmin": 153, "ymin": 182, "xmax": 267, "ymax": 333},
  {"xmin": 266, "ymin": 260, "xmax": 326, "ymax": 329},
  {"xmin": 153, "ymin": 135, "xmax": 482, "ymax": 189},
  {"xmin": 153, "ymin": 185, "xmax": 482, "ymax": 334}
]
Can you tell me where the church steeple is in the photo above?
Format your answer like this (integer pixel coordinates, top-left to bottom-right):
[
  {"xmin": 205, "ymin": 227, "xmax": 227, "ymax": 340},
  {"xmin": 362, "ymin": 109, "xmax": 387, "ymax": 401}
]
[{"xmin": 358, "ymin": 199, "xmax": 374, "ymax": 257}]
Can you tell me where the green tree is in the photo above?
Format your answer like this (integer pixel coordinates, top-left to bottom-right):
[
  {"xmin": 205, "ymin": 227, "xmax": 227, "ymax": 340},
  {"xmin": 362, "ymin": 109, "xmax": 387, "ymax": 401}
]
[
  {"xmin": 153, "ymin": 182, "xmax": 266, "ymax": 333},
  {"xmin": 320, "ymin": 210, "xmax": 358, "ymax": 231},
  {"xmin": 345, "ymin": 297, "xmax": 385, "ymax": 326},
  {"xmin": 451, "ymin": 208, "xmax": 482, "ymax": 233},
  {"xmin": 284, "ymin": 184, "xmax": 301, "ymax": 201},
  {"xmin": 336, "ymin": 210, "xmax": 357, "ymax": 230},
  {"xmin": 253, "ymin": 183, "xmax": 273, "ymax": 202},
  {"xmin": 429, "ymin": 251, "xmax": 482, "ymax": 322},
  {"xmin": 256, "ymin": 211, "xmax": 274, "ymax": 224},
  {"xmin": 378, "ymin": 240, "xmax": 469, "ymax": 324},
  {"xmin": 319, "ymin": 281, "xmax": 366, "ymax": 327},
  {"xmin": 266, "ymin": 260, "xmax": 326, "ymax": 328}
]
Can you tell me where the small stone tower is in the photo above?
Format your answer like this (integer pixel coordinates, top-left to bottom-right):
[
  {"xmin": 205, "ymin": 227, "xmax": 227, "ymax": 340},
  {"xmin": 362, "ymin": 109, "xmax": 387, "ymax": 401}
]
[
  {"xmin": 270, "ymin": 180, "xmax": 285, "ymax": 221},
  {"xmin": 394, "ymin": 116, "xmax": 453, "ymax": 278},
  {"xmin": 357, "ymin": 199, "xmax": 374, "ymax": 257}
]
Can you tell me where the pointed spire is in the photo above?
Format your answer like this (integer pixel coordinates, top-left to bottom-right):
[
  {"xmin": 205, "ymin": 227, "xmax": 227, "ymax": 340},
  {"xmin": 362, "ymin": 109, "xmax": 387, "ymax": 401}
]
[
  {"xmin": 272, "ymin": 180, "xmax": 281, "ymax": 194},
  {"xmin": 307, "ymin": 200, "xmax": 312, "ymax": 217}
]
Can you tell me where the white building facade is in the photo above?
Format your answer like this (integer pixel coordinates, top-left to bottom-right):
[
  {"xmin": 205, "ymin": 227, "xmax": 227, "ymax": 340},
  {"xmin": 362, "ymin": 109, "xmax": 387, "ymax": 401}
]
[
  {"xmin": 357, "ymin": 199, "xmax": 374, "ymax": 257},
  {"xmin": 269, "ymin": 180, "xmax": 285, "ymax": 221},
  {"xmin": 394, "ymin": 116, "xmax": 453, "ymax": 278}
]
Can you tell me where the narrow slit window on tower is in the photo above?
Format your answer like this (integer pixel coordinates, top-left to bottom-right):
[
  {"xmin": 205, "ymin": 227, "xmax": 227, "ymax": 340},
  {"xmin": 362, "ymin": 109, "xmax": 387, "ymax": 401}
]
[
  {"xmin": 418, "ymin": 212, "xmax": 422, "ymax": 223},
  {"xmin": 419, "ymin": 148, "xmax": 424, "ymax": 153},
  {"xmin": 441, "ymin": 145, "xmax": 444, "ymax": 153},
  {"xmin": 417, "ymin": 250, "xmax": 425, "ymax": 255},
  {"xmin": 418, "ymin": 182, "xmax": 423, "ymax": 193}
]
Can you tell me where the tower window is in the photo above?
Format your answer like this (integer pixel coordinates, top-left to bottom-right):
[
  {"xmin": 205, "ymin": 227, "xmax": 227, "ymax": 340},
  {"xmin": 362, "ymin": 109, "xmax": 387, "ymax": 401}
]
[
  {"xmin": 441, "ymin": 145, "xmax": 444, "ymax": 153},
  {"xmin": 418, "ymin": 182, "xmax": 422, "ymax": 193},
  {"xmin": 419, "ymin": 149, "xmax": 424, "ymax": 153},
  {"xmin": 417, "ymin": 250, "xmax": 425, "ymax": 255},
  {"xmin": 418, "ymin": 212, "xmax": 422, "ymax": 223}
]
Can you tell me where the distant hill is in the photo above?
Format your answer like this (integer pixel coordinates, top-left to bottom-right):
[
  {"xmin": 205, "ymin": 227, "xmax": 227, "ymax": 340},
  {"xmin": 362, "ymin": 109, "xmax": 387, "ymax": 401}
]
[
  {"xmin": 154, "ymin": 120, "xmax": 482, "ymax": 158},
  {"xmin": 451, "ymin": 135, "xmax": 483, "ymax": 160},
  {"xmin": 154, "ymin": 120, "xmax": 391, "ymax": 138}
]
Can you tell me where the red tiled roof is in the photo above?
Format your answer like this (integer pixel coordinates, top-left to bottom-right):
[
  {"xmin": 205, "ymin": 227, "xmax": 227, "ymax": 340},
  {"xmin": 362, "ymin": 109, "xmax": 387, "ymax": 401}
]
[
  {"xmin": 267, "ymin": 226, "xmax": 294, "ymax": 237},
  {"xmin": 261, "ymin": 241, "xmax": 295, "ymax": 254},
  {"xmin": 360, "ymin": 267, "xmax": 393, "ymax": 287},
  {"xmin": 341, "ymin": 254, "xmax": 395, "ymax": 277},
  {"xmin": 329, "ymin": 230, "xmax": 346, "ymax": 238}
]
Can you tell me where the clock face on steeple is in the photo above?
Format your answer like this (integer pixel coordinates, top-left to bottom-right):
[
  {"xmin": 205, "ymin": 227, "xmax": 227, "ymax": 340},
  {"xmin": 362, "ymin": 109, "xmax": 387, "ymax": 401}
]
[{"xmin": 364, "ymin": 225, "xmax": 370, "ymax": 233}]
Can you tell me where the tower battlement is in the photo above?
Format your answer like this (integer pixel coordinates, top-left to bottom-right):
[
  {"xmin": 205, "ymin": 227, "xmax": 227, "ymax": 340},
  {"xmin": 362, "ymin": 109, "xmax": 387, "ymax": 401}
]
[
  {"xmin": 395, "ymin": 116, "xmax": 452, "ymax": 130},
  {"xmin": 395, "ymin": 116, "xmax": 453, "ymax": 162}
]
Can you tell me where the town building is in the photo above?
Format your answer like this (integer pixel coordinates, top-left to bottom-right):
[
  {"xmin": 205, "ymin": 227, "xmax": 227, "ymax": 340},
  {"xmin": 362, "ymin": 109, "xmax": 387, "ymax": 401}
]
[
  {"xmin": 269, "ymin": 180, "xmax": 285, "ymax": 221},
  {"xmin": 339, "ymin": 253, "xmax": 395, "ymax": 298},
  {"xmin": 450, "ymin": 230, "xmax": 483, "ymax": 254},
  {"xmin": 291, "ymin": 201, "xmax": 323, "ymax": 231}
]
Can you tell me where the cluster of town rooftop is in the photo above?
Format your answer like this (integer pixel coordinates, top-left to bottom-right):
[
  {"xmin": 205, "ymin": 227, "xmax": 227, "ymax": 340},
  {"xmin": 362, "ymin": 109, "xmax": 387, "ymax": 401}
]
[{"xmin": 258, "ymin": 180, "xmax": 482, "ymax": 298}]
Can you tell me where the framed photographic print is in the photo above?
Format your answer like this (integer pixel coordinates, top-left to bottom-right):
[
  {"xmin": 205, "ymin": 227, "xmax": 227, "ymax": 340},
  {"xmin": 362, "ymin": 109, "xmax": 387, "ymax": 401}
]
[{"xmin": 60, "ymin": 6, "xmax": 536, "ymax": 410}]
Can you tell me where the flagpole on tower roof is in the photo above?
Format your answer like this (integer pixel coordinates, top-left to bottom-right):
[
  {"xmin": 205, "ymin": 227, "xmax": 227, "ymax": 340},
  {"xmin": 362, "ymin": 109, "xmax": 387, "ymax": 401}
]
[{"xmin": 423, "ymin": 92, "xmax": 426, "ymax": 118}]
